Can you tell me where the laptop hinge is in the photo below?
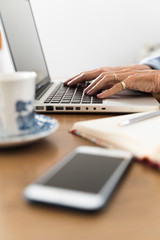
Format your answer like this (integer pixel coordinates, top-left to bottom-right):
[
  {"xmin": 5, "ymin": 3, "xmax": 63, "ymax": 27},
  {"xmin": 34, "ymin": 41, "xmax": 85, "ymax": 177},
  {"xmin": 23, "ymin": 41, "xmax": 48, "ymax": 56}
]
[{"xmin": 36, "ymin": 82, "xmax": 53, "ymax": 100}]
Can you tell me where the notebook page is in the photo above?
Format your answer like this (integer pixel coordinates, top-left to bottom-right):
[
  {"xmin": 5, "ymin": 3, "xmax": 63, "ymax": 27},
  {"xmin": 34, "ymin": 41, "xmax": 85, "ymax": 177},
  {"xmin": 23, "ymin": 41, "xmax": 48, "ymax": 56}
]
[{"xmin": 72, "ymin": 112, "xmax": 160, "ymax": 161}]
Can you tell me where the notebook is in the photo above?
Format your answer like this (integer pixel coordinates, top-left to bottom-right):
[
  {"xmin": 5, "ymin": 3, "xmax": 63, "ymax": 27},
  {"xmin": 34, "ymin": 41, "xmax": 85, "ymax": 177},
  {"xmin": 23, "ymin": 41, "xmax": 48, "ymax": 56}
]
[
  {"xmin": 70, "ymin": 112, "xmax": 160, "ymax": 168},
  {"xmin": 0, "ymin": 0, "xmax": 159, "ymax": 113}
]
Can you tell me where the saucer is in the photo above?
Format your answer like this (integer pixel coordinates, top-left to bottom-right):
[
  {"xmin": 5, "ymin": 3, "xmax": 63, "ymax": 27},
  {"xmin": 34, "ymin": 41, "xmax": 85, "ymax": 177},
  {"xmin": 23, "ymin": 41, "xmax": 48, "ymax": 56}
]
[{"xmin": 0, "ymin": 114, "xmax": 59, "ymax": 148}]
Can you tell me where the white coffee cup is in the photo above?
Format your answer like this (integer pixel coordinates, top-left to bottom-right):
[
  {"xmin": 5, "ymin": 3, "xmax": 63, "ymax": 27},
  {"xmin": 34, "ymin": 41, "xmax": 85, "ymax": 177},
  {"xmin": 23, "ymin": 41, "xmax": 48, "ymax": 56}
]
[{"xmin": 0, "ymin": 72, "xmax": 37, "ymax": 138}]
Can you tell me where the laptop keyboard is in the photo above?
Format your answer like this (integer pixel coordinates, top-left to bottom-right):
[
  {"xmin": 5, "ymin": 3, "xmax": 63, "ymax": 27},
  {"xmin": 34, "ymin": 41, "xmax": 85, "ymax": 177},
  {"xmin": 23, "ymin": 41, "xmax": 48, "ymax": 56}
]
[{"xmin": 44, "ymin": 82, "xmax": 102, "ymax": 104}]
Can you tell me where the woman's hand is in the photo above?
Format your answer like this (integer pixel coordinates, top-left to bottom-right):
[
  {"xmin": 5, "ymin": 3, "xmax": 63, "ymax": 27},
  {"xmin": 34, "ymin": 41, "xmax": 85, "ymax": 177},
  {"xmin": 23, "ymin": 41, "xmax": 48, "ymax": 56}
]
[{"xmin": 64, "ymin": 64, "xmax": 160, "ymax": 98}]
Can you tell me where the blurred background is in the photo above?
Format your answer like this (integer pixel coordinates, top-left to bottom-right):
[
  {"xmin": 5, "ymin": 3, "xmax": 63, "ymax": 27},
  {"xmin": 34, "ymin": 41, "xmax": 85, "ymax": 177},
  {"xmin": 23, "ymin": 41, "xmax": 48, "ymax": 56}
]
[
  {"xmin": 1, "ymin": 0, "xmax": 160, "ymax": 78},
  {"xmin": 30, "ymin": 0, "xmax": 160, "ymax": 79}
]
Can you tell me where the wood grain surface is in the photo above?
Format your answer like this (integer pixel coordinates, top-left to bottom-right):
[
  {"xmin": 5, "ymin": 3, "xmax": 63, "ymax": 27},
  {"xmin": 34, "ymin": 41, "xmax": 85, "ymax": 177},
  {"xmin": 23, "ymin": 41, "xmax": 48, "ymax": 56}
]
[{"xmin": 0, "ymin": 113, "xmax": 160, "ymax": 240}]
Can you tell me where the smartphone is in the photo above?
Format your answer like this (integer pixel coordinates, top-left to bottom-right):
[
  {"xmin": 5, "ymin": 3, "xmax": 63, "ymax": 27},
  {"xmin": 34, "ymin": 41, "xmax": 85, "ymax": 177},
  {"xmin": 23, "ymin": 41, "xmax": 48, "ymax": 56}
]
[{"xmin": 24, "ymin": 146, "xmax": 133, "ymax": 211}]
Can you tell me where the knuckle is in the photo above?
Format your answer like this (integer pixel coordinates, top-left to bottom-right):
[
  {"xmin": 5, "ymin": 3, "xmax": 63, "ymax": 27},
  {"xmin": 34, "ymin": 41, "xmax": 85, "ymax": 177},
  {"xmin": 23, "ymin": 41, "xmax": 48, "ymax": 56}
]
[
  {"xmin": 119, "ymin": 68, "xmax": 128, "ymax": 73},
  {"xmin": 115, "ymin": 82, "xmax": 122, "ymax": 89},
  {"xmin": 79, "ymin": 72, "xmax": 86, "ymax": 77},
  {"xmin": 94, "ymin": 81, "xmax": 102, "ymax": 89},
  {"xmin": 79, "ymin": 71, "xmax": 89, "ymax": 77},
  {"xmin": 99, "ymin": 72, "xmax": 106, "ymax": 78},
  {"xmin": 100, "ymin": 67, "xmax": 108, "ymax": 72},
  {"xmin": 127, "ymin": 75, "xmax": 134, "ymax": 80}
]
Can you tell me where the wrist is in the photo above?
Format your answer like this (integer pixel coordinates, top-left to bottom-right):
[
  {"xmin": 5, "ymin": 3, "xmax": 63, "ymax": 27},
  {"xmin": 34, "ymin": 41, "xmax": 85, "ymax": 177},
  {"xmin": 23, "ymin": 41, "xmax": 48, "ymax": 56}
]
[
  {"xmin": 129, "ymin": 64, "xmax": 152, "ymax": 70},
  {"xmin": 141, "ymin": 64, "xmax": 153, "ymax": 70}
]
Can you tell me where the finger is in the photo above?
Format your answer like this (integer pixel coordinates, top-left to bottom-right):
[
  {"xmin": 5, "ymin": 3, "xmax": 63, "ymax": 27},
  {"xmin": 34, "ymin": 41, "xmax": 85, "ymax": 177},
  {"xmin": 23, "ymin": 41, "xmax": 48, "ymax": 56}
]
[
  {"xmin": 64, "ymin": 67, "xmax": 157, "ymax": 85},
  {"xmin": 84, "ymin": 72, "xmax": 118, "ymax": 93},
  {"xmin": 97, "ymin": 72, "xmax": 159, "ymax": 98},
  {"xmin": 84, "ymin": 73, "xmax": 111, "ymax": 93},
  {"xmin": 63, "ymin": 73, "xmax": 83, "ymax": 85},
  {"xmin": 86, "ymin": 74, "xmax": 117, "ymax": 95},
  {"xmin": 97, "ymin": 73, "xmax": 151, "ymax": 98},
  {"xmin": 64, "ymin": 68, "xmax": 104, "ymax": 86},
  {"xmin": 63, "ymin": 72, "xmax": 87, "ymax": 85},
  {"xmin": 85, "ymin": 72, "xmax": 121, "ymax": 94},
  {"xmin": 85, "ymin": 71, "xmax": 135, "ymax": 94},
  {"xmin": 64, "ymin": 68, "xmax": 135, "ymax": 86},
  {"xmin": 97, "ymin": 82, "xmax": 125, "ymax": 98},
  {"xmin": 87, "ymin": 76, "xmax": 109, "ymax": 95}
]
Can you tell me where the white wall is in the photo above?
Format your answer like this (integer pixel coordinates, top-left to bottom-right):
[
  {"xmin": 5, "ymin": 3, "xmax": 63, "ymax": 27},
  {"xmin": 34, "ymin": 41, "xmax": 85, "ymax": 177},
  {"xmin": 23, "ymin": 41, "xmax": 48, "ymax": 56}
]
[
  {"xmin": 0, "ymin": 19, "xmax": 14, "ymax": 72},
  {"xmin": 30, "ymin": 0, "xmax": 160, "ymax": 79}
]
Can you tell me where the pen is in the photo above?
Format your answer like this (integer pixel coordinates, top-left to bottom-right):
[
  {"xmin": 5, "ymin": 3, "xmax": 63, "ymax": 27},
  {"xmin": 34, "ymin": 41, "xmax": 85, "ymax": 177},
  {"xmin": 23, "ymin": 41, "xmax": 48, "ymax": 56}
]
[{"xmin": 119, "ymin": 110, "xmax": 160, "ymax": 127}]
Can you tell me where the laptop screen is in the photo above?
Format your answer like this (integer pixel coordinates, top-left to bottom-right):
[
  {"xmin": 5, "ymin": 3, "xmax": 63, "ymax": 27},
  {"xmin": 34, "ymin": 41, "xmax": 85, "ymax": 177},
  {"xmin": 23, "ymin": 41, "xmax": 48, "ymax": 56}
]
[{"xmin": 0, "ymin": 0, "xmax": 50, "ymax": 91}]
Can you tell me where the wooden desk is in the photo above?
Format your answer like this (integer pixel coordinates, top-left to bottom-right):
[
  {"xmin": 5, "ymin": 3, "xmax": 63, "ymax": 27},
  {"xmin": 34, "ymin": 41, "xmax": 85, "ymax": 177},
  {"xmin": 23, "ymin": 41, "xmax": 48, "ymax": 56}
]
[{"xmin": 0, "ymin": 113, "xmax": 160, "ymax": 240}]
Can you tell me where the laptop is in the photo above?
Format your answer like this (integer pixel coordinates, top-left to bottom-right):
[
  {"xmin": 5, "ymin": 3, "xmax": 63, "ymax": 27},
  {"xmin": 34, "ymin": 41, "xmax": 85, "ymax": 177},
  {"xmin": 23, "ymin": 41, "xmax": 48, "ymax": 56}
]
[{"xmin": 0, "ymin": 0, "xmax": 159, "ymax": 113}]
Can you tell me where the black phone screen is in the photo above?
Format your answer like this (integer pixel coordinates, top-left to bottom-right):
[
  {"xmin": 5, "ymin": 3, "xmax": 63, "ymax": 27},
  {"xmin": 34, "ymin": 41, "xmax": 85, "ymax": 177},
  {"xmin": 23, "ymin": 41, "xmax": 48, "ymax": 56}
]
[{"xmin": 44, "ymin": 153, "xmax": 124, "ymax": 194}]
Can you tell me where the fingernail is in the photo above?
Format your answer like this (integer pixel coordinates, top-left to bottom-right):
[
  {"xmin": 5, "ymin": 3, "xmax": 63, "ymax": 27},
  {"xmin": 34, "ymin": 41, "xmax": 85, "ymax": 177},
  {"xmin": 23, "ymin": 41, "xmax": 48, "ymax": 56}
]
[
  {"xmin": 87, "ymin": 89, "xmax": 92, "ymax": 94},
  {"xmin": 84, "ymin": 89, "xmax": 90, "ymax": 94},
  {"xmin": 67, "ymin": 81, "xmax": 72, "ymax": 86},
  {"xmin": 97, "ymin": 93, "xmax": 103, "ymax": 98}
]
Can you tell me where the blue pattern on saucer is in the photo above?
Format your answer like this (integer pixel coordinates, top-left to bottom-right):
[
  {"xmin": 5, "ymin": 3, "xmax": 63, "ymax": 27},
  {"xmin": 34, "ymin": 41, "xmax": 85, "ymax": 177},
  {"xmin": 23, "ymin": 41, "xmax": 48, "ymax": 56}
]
[
  {"xmin": 24, "ymin": 114, "xmax": 57, "ymax": 136},
  {"xmin": 0, "ymin": 114, "xmax": 59, "ymax": 147},
  {"xmin": 16, "ymin": 100, "xmax": 34, "ymax": 130}
]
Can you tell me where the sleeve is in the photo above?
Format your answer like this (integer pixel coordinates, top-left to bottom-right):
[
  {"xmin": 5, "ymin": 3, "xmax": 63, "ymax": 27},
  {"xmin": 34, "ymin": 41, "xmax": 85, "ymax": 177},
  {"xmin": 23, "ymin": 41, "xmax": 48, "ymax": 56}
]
[{"xmin": 140, "ymin": 55, "xmax": 160, "ymax": 70}]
